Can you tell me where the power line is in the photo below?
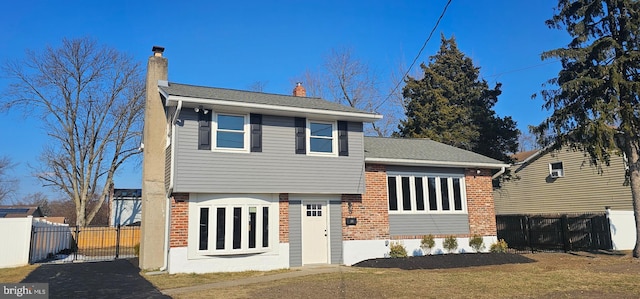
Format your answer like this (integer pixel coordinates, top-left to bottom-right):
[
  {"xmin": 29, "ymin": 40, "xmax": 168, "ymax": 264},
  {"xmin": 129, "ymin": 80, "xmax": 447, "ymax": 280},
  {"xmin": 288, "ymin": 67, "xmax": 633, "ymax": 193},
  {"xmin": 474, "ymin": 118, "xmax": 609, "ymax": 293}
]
[
  {"xmin": 483, "ymin": 59, "xmax": 560, "ymax": 79},
  {"xmin": 375, "ymin": 0, "xmax": 453, "ymax": 111}
]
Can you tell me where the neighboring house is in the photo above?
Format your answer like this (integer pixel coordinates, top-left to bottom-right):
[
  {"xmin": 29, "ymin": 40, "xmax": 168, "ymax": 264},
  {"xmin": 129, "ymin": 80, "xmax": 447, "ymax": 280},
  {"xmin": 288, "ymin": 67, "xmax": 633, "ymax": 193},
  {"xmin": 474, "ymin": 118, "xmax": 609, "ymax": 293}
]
[
  {"xmin": 140, "ymin": 47, "xmax": 509, "ymax": 273},
  {"xmin": 0, "ymin": 206, "xmax": 44, "ymax": 218},
  {"xmin": 495, "ymin": 147, "xmax": 632, "ymax": 214},
  {"xmin": 494, "ymin": 146, "xmax": 636, "ymax": 250},
  {"xmin": 110, "ymin": 189, "xmax": 142, "ymax": 226}
]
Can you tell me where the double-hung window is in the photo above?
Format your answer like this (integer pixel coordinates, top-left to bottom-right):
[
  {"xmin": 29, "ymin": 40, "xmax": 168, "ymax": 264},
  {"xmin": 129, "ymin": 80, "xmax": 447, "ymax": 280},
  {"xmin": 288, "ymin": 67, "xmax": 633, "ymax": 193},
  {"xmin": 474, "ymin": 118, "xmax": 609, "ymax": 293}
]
[
  {"xmin": 197, "ymin": 204, "xmax": 270, "ymax": 254},
  {"xmin": 214, "ymin": 113, "xmax": 248, "ymax": 151},
  {"xmin": 388, "ymin": 174, "xmax": 466, "ymax": 213},
  {"xmin": 307, "ymin": 120, "xmax": 336, "ymax": 155}
]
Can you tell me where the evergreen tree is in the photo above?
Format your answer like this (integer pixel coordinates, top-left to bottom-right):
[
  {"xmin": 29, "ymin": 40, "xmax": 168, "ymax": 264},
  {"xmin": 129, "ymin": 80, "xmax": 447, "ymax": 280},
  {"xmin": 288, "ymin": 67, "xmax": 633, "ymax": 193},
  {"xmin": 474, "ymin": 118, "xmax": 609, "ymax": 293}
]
[
  {"xmin": 533, "ymin": 0, "xmax": 640, "ymax": 257},
  {"xmin": 398, "ymin": 35, "xmax": 519, "ymax": 163}
]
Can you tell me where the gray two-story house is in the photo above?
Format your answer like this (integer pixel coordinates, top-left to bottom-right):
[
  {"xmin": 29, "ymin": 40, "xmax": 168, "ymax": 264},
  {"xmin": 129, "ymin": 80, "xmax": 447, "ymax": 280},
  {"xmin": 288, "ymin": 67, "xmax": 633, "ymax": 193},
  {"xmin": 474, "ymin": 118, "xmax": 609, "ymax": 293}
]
[{"xmin": 141, "ymin": 47, "xmax": 509, "ymax": 273}]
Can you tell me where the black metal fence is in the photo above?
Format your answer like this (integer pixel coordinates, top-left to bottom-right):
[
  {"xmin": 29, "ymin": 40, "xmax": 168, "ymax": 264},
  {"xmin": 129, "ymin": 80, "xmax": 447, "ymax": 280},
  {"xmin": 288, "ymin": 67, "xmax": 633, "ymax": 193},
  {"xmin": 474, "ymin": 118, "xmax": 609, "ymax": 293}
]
[
  {"xmin": 29, "ymin": 225, "xmax": 140, "ymax": 263},
  {"xmin": 496, "ymin": 213, "xmax": 612, "ymax": 253}
]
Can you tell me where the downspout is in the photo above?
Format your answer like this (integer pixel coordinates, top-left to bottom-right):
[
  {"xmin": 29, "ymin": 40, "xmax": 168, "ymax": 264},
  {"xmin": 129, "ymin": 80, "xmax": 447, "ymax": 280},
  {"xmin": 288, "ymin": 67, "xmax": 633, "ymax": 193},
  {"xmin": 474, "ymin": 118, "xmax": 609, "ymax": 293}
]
[
  {"xmin": 159, "ymin": 100, "xmax": 182, "ymax": 273},
  {"xmin": 492, "ymin": 166, "xmax": 506, "ymax": 180}
]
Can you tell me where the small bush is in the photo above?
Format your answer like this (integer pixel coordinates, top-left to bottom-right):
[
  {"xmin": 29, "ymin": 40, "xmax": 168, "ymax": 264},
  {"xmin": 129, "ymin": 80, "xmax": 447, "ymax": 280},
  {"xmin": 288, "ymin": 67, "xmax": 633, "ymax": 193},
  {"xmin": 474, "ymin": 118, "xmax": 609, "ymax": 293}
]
[
  {"xmin": 134, "ymin": 243, "xmax": 140, "ymax": 256},
  {"xmin": 490, "ymin": 239, "xmax": 509, "ymax": 253},
  {"xmin": 420, "ymin": 234, "xmax": 436, "ymax": 255},
  {"xmin": 469, "ymin": 235, "xmax": 485, "ymax": 252},
  {"xmin": 389, "ymin": 241, "xmax": 408, "ymax": 258},
  {"xmin": 443, "ymin": 235, "xmax": 458, "ymax": 253}
]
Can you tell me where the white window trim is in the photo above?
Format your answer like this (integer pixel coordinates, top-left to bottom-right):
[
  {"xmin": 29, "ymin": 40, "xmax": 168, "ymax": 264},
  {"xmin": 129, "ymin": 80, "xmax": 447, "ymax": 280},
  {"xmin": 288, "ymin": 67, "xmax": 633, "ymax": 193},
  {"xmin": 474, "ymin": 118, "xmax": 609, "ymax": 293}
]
[
  {"xmin": 388, "ymin": 174, "xmax": 468, "ymax": 214},
  {"xmin": 187, "ymin": 194, "xmax": 278, "ymax": 259},
  {"xmin": 195, "ymin": 203, "xmax": 272, "ymax": 255},
  {"xmin": 212, "ymin": 112, "xmax": 250, "ymax": 153},
  {"xmin": 306, "ymin": 120, "xmax": 338, "ymax": 156}
]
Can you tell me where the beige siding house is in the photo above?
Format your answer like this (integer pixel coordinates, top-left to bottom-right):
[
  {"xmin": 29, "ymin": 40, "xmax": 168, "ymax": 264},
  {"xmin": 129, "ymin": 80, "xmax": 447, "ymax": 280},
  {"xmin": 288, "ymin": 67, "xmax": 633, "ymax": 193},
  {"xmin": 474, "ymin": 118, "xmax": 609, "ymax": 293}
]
[{"xmin": 494, "ymin": 146, "xmax": 633, "ymax": 215}]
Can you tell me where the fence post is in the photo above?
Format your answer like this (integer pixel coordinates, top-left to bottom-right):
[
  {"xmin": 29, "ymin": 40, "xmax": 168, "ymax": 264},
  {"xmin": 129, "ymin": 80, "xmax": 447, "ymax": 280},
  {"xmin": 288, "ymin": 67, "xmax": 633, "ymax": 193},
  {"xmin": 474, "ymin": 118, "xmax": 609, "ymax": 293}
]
[
  {"xmin": 115, "ymin": 225, "xmax": 121, "ymax": 259},
  {"xmin": 561, "ymin": 215, "xmax": 571, "ymax": 252},
  {"xmin": 74, "ymin": 225, "xmax": 80, "ymax": 261},
  {"xmin": 526, "ymin": 216, "xmax": 534, "ymax": 253},
  {"xmin": 28, "ymin": 225, "xmax": 35, "ymax": 264}
]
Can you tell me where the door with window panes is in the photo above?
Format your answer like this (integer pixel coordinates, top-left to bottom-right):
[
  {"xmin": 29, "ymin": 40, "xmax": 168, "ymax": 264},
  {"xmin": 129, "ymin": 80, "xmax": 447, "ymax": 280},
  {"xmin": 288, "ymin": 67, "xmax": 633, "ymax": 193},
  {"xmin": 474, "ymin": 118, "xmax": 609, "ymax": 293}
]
[{"xmin": 302, "ymin": 203, "xmax": 328, "ymax": 264}]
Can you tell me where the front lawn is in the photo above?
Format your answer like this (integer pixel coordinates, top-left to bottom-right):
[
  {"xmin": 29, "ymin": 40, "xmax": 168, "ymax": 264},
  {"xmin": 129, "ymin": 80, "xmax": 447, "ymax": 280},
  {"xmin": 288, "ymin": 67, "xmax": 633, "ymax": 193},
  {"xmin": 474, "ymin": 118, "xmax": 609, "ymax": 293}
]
[{"xmin": 160, "ymin": 252, "xmax": 640, "ymax": 299}]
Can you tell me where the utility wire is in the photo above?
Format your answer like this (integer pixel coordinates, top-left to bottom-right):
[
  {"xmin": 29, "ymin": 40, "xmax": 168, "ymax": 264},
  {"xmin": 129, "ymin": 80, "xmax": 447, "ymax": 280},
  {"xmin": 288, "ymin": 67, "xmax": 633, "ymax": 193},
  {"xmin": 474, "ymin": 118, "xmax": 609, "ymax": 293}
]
[
  {"xmin": 483, "ymin": 60, "xmax": 560, "ymax": 79},
  {"xmin": 375, "ymin": 0, "xmax": 453, "ymax": 111}
]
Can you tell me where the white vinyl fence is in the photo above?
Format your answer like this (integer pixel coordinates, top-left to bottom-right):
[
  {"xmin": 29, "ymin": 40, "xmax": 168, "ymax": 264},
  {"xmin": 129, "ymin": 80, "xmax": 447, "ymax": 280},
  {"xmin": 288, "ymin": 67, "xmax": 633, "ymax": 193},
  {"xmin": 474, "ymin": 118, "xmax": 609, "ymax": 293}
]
[
  {"xmin": 0, "ymin": 217, "xmax": 73, "ymax": 268},
  {"xmin": 29, "ymin": 218, "xmax": 73, "ymax": 263},
  {"xmin": 607, "ymin": 209, "xmax": 637, "ymax": 250},
  {"xmin": 0, "ymin": 217, "xmax": 33, "ymax": 268}
]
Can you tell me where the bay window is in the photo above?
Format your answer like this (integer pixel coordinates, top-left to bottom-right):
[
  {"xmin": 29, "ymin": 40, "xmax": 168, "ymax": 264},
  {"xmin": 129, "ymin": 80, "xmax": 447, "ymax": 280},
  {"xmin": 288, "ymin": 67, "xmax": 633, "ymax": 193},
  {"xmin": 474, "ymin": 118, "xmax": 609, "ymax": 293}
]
[{"xmin": 197, "ymin": 204, "xmax": 270, "ymax": 254}]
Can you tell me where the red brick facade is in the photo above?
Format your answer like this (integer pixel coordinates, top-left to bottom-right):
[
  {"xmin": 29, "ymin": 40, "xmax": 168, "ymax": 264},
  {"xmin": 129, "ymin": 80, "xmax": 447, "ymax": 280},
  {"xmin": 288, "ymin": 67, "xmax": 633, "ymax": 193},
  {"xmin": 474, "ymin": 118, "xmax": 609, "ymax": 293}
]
[
  {"xmin": 342, "ymin": 164, "xmax": 390, "ymax": 240},
  {"xmin": 167, "ymin": 167, "xmax": 497, "ymax": 248},
  {"xmin": 169, "ymin": 193, "xmax": 189, "ymax": 248},
  {"xmin": 279, "ymin": 193, "xmax": 289, "ymax": 243},
  {"xmin": 464, "ymin": 169, "xmax": 497, "ymax": 236}
]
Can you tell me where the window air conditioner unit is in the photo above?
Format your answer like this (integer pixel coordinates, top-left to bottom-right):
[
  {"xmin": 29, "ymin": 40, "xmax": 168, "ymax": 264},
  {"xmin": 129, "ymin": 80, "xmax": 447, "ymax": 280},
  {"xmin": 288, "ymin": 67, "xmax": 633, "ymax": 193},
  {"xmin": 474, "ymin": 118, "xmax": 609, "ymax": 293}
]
[{"xmin": 550, "ymin": 169, "xmax": 563, "ymax": 178}]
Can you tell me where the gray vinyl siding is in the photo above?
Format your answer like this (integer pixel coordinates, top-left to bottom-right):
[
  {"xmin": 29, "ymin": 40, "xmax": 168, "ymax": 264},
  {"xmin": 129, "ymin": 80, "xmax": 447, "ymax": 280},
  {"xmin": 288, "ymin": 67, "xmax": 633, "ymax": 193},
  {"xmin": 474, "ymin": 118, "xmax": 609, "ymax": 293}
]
[
  {"xmin": 389, "ymin": 214, "xmax": 470, "ymax": 235},
  {"xmin": 289, "ymin": 200, "xmax": 302, "ymax": 267},
  {"xmin": 329, "ymin": 200, "xmax": 343, "ymax": 264},
  {"xmin": 172, "ymin": 110, "xmax": 365, "ymax": 194},
  {"xmin": 165, "ymin": 145, "xmax": 171, "ymax": 191},
  {"xmin": 495, "ymin": 148, "xmax": 633, "ymax": 215}
]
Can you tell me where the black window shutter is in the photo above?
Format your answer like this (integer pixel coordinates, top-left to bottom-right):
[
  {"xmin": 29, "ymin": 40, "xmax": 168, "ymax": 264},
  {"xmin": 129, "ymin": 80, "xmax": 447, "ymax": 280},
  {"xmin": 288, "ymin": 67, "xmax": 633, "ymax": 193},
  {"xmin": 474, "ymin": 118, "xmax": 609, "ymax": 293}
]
[
  {"xmin": 198, "ymin": 110, "xmax": 211, "ymax": 150},
  {"xmin": 338, "ymin": 121, "xmax": 349, "ymax": 156},
  {"xmin": 294, "ymin": 117, "xmax": 306, "ymax": 154},
  {"xmin": 250, "ymin": 113, "xmax": 262, "ymax": 152}
]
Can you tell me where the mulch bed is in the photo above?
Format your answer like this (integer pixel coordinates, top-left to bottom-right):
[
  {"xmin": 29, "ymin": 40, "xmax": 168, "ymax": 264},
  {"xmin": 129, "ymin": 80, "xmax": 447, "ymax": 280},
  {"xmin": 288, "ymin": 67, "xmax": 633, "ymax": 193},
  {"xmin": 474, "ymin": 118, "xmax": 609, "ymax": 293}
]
[{"xmin": 352, "ymin": 253, "xmax": 536, "ymax": 270}]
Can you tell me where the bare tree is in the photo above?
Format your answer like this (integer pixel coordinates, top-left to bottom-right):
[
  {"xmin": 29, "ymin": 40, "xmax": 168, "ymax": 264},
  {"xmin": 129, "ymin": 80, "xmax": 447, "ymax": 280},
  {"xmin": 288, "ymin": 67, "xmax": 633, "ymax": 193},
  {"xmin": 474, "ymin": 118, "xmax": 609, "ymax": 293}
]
[
  {"xmin": 518, "ymin": 130, "xmax": 539, "ymax": 152},
  {"xmin": 1, "ymin": 37, "xmax": 144, "ymax": 226},
  {"xmin": 247, "ymin": 81, "xmax": 268, "ymax": 92},
  {"xmin": 293, "ymin": 48, "xmax": 402, "ymax": 136},
  {"xmin": 0, "ymin": 156, "xmax": 16, "ymax": 203},
  {"xmin": 15, "ymin": 192, "xmax": 51, "ymax": 215}
]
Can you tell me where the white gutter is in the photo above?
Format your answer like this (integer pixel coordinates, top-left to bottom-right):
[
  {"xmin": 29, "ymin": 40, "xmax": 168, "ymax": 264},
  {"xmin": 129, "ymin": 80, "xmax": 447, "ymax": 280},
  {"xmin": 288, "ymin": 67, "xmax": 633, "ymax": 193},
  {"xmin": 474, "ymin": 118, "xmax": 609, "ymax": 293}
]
[
  {"xmin": 365, "ymin": 157, "xmax": 510, "ymax": 169},
  {"xmin": 492, "ymin": 166, "xmax": 506, "ymax": 179},
  {"xmin": 171, "ymin": 100, "xmax": 182, "ymax": 125},
  {"xmin": 165, "ymin": 95, "xmax": 383, "ymax": 122}
]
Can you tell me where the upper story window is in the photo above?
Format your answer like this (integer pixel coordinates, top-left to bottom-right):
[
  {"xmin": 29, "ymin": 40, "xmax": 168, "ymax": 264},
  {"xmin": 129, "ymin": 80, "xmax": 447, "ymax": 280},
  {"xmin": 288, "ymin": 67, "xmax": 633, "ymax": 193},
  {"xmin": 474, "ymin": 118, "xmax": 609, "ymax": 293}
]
[
  {"xmin": 387, "ymin": 174, "xmax": 467, "ymax": 213},
  {"xmin": 214, "ymin": 113, "xmax": 249, "ymax": 151},
  {"xmin": 549, "ymin": 162, "xmax": 564, "ymax": 178},
  {"xmin": 307, "ymin": 120, "xmax": 336, "ymax": 155}
]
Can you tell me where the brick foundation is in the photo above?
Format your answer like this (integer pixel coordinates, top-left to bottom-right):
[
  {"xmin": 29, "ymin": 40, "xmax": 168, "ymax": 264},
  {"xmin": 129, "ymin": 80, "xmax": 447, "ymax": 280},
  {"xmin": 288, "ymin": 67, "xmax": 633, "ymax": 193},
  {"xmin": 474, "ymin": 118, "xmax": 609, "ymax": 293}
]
[
  {"xmin": 342, "ymin": 164, "xmax": 390, "ymax": 240},
  {"xmin": 465, "ymin": 169, "xmax": 497, "ymax": 236},
  {"xmin": 169, "ymin": 193, "xmax": 189, "ymax": 248}
]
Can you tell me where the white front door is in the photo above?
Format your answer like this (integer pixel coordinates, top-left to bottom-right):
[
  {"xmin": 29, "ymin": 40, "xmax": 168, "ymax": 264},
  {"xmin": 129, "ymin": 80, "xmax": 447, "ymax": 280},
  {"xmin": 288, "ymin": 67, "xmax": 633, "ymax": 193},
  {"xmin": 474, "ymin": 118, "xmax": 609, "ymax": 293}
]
[{"xmin": 302, "ymin": 202, "xmax": 328, "ymax": 264}]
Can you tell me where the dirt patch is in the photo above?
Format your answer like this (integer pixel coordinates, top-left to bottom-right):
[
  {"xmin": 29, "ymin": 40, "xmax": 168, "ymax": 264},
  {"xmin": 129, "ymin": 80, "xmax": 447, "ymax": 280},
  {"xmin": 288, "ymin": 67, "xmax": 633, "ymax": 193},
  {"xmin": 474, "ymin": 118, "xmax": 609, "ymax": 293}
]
[{"xmin": 353, "ymin": 252, "xmax": 535, "ymax": 270}]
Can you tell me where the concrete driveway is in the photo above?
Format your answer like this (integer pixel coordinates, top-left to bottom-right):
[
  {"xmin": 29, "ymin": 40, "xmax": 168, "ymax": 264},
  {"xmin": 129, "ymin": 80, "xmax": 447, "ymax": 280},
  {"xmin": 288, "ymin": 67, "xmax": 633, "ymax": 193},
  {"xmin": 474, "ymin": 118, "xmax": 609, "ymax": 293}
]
[{"xmin": 21, "ymin": 259, "xmax": 168, "ymax": 299}]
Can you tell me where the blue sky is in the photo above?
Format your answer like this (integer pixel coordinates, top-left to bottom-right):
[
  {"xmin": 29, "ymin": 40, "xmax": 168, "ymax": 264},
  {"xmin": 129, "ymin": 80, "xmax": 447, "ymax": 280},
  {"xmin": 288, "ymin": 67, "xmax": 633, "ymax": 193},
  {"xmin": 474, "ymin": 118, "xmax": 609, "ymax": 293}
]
[{"xmin": 0, "ymin": 0, "xmax": 569, "ymax": 201}]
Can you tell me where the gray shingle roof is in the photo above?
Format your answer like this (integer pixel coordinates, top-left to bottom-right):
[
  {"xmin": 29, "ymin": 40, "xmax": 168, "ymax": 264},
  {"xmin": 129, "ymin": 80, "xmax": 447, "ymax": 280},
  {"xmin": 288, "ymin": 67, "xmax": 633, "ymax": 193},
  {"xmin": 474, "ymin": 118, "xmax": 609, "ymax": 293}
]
[
  {"xmin": 364, "ymin": 137, "xmax": 507, "ymax": 167},
  {"xmin": 160, "ymin": 82, "xmax": 379, "ymax": 116}
]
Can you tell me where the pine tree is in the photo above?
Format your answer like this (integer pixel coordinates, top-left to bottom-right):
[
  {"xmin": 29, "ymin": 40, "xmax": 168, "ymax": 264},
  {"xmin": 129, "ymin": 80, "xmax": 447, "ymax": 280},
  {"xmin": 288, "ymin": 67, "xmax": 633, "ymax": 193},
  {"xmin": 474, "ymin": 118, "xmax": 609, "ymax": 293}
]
[
  {"xmin": 533, "ymin": 0, "xmax": 640, "ymax": 257},
  {"xmin": 398, "ymin": 35, "xmax": 519, "ymax": 163}
]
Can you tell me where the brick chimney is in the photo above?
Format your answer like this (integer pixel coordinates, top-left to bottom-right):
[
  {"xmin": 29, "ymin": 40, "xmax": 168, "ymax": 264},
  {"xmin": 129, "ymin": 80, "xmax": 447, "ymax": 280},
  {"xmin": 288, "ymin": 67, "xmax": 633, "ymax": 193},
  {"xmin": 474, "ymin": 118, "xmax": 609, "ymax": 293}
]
[{"xmin": 293, "ymin": 82, "xmax": 306, "ymax": 97}]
